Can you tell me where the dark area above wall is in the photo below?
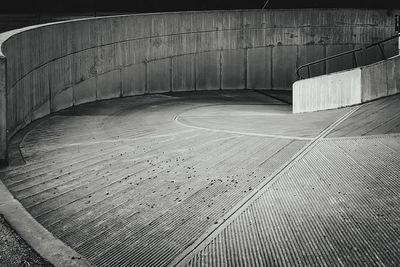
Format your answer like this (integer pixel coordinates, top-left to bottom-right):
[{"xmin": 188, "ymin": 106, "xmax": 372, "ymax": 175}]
[{"xmin": 0, "ymin": 0, "xmax": 399, "ymax": 14}]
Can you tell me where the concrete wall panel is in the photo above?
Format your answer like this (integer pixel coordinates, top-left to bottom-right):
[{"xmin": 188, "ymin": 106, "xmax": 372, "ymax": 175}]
[
  {"xmin": 196, "ymin": 31, "xmax": 221, "ymax": 52},
  {"xmin": 326, "ymin": 44, "xmax": 354, "ymax": 74},
  {"xmin": 20, "ymin": 74, "xmax": 32, "ymax": 125},
  {"xmin": 12, "ymin": 83, "xmax": 23, "ymax": 130},
  {"xmin": 298, "ymin": 45, "xmax": 325, "ymax": 78},
  {"xmin": 125, "ymin": 39, "xmax": 150, "ymax": 66},
  {"xmin": 222, "ymin": 12, "xmax": 242, "ymax": 30},
  {"xmin": 293, "ymin": 68, "xmax": 362, "ymax": 113},
  {"xmin": 49, "ymin": 57, "xmax": 73, "ymax": 95},
  {"xmin": 32, "ymin": 100, "xmax": 50, "ymax": 121},
  {"xmin": 245, "ymin": 28, "xmax": 300, "ymax": 48},
  {"xmin": 71, "ymin": 49, "xmax": 97, "ymax": 85},
  {"xmin": 97, "ymin": 69, "xmax": 121, "ymax": 100},
  {"xmin": 196, "ymin": 51, "xmax": 221, "ymax": 90},
  {"xmin": 356, "ymin": 46, "xmax": 384, "ymax": 67},
  {"xmin": 122, "ymin": 64, "xmax": 146, "ymax": 96},
  {"xmin": 73, "ymin": 78, "xmax": 97, "ymax": 106},
  {"xmin": 221, "ymin": 31, "xmax": 242, "ymax": 50},
  {"xmin": 222, "ymin": 49, "xmax": 245, "ymax": 89},
  {"xmin": 52, "ymin": 87, "xmax": 73, "ymax": 112},
  {"xmin": 96, "ymin": 44, "xmax": 124, "ymax": 75},
  {"xmin": 147, "ymin": 59, "xmax": 171, "ymax": 93},
  {"xmin": 172, "ymin": 55, "xmax": 195, "ymax": 92},
  {"xmin": 6, "ymin": 85, "xmax": 16, "ymax": 136},
  {"xmin": 272, "ymin": 46, "xmax": 298, "ymax": 89},
  {"xmin": 386, "ymin": 56, "xmax": 400, "ymax": 95},
  {"xmin": 383, "ymin": 40, "xmax": 398, "ymax": 59},
  {"xmin": 32, "ymin": 67, "xmax": 50, "ymax": 112},
  {"xmin": 31, "ymin": 80, "xmax": 50, "ymax": 124},
  {"xmin": 0, "ymin": 58, "xmax": 6, "ymax": 163},
  {"xmin": 190, "ymin": 12, "xmax": 222, "ymax": 32},
  {"xmin": 149, "ymin": 36, "xmax": 173, "ymax": 61},
  {"xmin": 361, "ymin": 61, "xmax": 388, "ymax": 102},
  {"xmin": 247, "ymin": 47, "xmax": 272, "ymax": 89}
]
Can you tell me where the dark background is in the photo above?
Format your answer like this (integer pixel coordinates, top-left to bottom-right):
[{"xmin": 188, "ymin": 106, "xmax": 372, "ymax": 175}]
[{"xmin": 0, "ymin": 0, "xmax": 399, "ymax": 14}]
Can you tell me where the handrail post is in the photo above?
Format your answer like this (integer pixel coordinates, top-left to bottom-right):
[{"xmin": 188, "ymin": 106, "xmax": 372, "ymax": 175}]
[{"xmin": 307, "ymin": 66, "xmax": 310, "ymax": 78}]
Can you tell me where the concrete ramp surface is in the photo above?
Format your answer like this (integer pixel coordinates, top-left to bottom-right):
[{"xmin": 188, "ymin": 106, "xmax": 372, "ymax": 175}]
[{"xmin": 1, "ymin": 91, "xmax": 400, "ymax": 266}]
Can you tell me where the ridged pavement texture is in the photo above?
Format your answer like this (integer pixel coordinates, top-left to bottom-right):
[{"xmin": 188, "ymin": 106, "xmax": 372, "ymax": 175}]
[
  {"xmin": 179, "ymin": 94, "xmax": 400, "ymax": 267},
  {"xmin": 329, "ymin": 93, "xmax": 400, "ymax": 137},
  {"xmin": 181, "ymin": 134, "xmax": 400, "ymax": 267},
  {"xmin": 1, "ymin": 91, "xmax": 400, "ymax": 266}
]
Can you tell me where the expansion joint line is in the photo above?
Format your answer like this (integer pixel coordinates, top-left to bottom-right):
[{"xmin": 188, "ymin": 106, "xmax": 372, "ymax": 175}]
[{"xmin": 168, "ymin": 105, "xmax": 362, "ymax": 267}]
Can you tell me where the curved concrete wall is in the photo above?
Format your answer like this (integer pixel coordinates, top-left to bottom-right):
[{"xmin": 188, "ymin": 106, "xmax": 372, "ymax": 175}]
[
  {"xmin": 293, "ymin": 54, "xmax": 400, "ymax": 113},
  {"xmin": 0, "ymin": 9, "xmax": 398, "ymax": 162}
]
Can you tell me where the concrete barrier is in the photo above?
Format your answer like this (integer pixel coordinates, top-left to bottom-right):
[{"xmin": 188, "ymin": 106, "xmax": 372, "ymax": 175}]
[
  {"xmin": 0, "ymin": 9, "xmax": 398, "ymax": 163},
  {"xmin": 0, "ymin": 57, "xmax": 6, "ymax": 165},
  {"xmin": 293, "ymin": 69, "xmax": 362, "ymax": 113},
  {"xmin": 293, "ymin": 55, "xmax": 400, "ymax": 113},
  {"xmin": 362, "ymin": 55, "xmax": 400, "ymax": 100}
]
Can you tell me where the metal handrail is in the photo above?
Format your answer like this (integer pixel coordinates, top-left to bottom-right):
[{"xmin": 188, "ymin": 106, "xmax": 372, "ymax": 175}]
[{"xmin": 296, "ymin": 33, "xmax": 400, "ymax": 79}]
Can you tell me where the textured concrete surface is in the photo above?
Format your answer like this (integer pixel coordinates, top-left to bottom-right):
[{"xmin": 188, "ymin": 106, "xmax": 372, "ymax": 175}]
[
  {"xmin": 172, "ymin": 93, "xmax": 400, "ymax": 267},
  {"xmin": 0, "ymin": 171, "xmax": 92, "ymax": 267},
  {"xmin": 0, "ymin": 90, "xmax": 355, "ymax": 267},
  {"xmin": 1, "ymin": 9, "xmax": 399, "ymax": 163},
  {"xmin": 329, "ymin": 93, "xmax": 400, "ymax": 137},
  {"xmin": 179, "ymin": 134, "xmax": 400, "ymax": 267},
  {"xmin": 1, "ymin": 90, "xmax": 399, "ymax": 266}
]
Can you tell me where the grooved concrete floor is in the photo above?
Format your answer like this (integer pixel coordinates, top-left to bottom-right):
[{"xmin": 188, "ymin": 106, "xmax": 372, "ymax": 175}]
[
  {"xmin": 1, "ymin": 90, "xmax": 400, "ymax": 266},
  {"xmin": 181, "ymin": 134, "xmax": 400, "ymax": 267},
  {"xmin": 329, "ymin": 94, "xmax": 400, "ymax": 137}
]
